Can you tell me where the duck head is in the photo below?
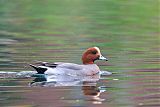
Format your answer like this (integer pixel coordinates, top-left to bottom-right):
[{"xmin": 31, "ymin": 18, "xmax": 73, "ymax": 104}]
[{"xmin": 82, "ymin": 47, "xmax": 108, "ymax": 64}]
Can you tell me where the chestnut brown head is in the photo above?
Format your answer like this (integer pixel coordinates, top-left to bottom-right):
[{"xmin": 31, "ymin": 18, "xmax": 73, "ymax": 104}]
[{"xmin": 82, "ymin": 47, "xmax": 108, "ymax": 64}]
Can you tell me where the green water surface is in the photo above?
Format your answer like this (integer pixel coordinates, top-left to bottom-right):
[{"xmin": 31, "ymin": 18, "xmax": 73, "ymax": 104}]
[{"xmin": 0, "ymin": 0, "xmax": 159, "ymax": 107}]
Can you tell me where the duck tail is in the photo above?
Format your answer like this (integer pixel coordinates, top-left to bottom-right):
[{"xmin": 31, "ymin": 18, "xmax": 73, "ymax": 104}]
[{"xmin": 29, "ymin": 64, "xmax": 47, "ymax": 74}]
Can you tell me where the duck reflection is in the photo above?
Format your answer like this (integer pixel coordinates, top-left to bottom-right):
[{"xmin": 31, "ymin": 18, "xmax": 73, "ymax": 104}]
[
  {"xmin": 30, "ymin": 74, "xmax": 106, "ymax": 104},
  {"xmin": 82, "ymin": 82, "xmax": 106, "ymax": 104},
  {"xmin": 30, "ymin": 73, "xmax": 100, "ymax": 86}
]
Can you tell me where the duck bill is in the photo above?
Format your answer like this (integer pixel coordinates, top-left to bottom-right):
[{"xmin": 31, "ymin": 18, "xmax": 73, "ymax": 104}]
[{"xmin": 99, "ymin": 55, "xmax": 108, "ymax": 61}]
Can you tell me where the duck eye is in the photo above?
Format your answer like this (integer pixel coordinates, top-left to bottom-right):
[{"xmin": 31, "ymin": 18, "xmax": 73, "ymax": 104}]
[{"xmin": 92, "ymin": 51, "xmax": 97, "ymax": 54}]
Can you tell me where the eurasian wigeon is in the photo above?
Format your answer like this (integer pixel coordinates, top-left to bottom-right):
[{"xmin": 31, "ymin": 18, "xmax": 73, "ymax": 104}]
[{"xmin": 30, "ymin": 47, "xmax": 109, "ymax": 76}]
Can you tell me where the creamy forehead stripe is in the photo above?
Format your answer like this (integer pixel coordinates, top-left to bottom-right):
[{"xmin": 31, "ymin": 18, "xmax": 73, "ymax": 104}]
[{"xmin": 94, "ymin": 47, "xmax": 101, "ymax": 53}]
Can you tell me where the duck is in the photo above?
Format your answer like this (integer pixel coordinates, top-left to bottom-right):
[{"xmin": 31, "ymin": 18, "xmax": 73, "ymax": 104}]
[{"xmin": 30, "ymin": 47, "xmax": 109, "ymax": 76}]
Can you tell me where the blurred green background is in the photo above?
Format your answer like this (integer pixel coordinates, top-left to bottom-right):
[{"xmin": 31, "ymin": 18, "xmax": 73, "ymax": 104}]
[{"xmin": 0, "ymin": 0, "xmax": 159, "ymax": 72}]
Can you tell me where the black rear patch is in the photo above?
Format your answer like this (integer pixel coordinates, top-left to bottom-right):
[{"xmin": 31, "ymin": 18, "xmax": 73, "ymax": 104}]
[{"xmin": 30, "ymin": 64, "xmax": 47, "ymax": 74}]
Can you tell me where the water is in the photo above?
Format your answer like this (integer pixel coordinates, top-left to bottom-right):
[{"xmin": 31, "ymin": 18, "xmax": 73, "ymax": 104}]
[{"xmin": 0, "ymin": 0, "xmax": 159, "ymax": 107}]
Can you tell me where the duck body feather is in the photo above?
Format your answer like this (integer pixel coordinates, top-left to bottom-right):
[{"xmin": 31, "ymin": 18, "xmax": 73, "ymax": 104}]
[{"xmin": 33, "ymin": 62, "xmax": 100, "ymax": 76}]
